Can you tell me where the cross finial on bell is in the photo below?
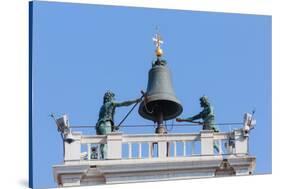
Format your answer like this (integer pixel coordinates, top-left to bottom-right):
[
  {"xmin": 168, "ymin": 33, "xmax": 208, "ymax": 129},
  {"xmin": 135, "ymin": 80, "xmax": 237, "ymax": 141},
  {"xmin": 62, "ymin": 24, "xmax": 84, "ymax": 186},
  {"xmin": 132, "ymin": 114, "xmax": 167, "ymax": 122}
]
[{"xmin": 153, "ymin": 32, "xmax": 164, "ymax": 57}]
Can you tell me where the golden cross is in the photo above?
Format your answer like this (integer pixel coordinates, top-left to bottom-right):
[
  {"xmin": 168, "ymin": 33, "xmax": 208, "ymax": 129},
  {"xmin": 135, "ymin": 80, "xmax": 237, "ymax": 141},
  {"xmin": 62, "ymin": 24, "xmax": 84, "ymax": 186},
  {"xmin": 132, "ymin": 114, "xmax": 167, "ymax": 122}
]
[{"xmin": 153, "ymin": 33, "xmax": 163, "ymax": 48}]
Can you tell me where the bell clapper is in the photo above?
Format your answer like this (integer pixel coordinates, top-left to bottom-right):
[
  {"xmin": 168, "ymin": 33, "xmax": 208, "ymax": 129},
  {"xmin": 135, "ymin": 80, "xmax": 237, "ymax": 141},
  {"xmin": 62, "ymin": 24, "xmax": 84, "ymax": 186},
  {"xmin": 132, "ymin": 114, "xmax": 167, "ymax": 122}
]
[{"xmin": 154, "ymin": 105, "xmax": 167, "ymax": 134}]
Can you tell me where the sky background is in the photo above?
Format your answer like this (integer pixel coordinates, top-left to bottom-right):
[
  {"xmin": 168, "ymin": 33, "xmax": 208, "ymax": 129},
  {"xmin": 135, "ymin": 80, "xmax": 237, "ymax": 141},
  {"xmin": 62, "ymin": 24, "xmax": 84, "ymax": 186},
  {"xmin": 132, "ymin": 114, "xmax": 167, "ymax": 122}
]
[{"xmin": 31, "ymin": 1, "xmax": 271, "ymax": 188}]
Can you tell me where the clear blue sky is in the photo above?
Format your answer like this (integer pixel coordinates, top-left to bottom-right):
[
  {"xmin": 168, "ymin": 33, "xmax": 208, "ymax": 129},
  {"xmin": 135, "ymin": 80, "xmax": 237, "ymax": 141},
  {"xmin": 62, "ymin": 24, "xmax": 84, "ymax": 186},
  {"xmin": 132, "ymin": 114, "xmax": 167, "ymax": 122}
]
[{"xmin": 31, "ymin": 1, "xmax": 271, "ymax": 188}]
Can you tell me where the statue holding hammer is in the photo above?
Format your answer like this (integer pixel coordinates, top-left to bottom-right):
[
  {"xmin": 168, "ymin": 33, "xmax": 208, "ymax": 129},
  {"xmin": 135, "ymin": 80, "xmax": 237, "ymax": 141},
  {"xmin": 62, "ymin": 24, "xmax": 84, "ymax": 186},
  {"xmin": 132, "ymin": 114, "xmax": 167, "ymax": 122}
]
[
  {"xmin": 176, "ymin": 96, "xmax": 218, "ymax": 132},
  {"xmin": 176, "ymin": 96, "xmax": 219, "ymax": 151}
]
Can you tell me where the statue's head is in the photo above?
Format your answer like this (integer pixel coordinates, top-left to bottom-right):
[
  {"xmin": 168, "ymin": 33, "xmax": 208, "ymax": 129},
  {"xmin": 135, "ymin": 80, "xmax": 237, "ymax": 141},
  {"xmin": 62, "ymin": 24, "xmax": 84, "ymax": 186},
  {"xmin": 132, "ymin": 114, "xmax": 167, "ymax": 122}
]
[
  {"xmin": 200, "ymin": 96, "xmax": 209, "ymax": 107},
  {"xmin": 103, "ymin": 91, "xmax": 115, "ymax": 104}
]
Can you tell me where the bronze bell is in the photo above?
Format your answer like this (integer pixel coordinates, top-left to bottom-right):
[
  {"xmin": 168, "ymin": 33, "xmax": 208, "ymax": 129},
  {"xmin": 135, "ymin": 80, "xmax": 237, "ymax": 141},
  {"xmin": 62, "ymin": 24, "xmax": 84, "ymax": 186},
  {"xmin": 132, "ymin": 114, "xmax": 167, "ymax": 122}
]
[{"xmin": 139, "ymin": 59, "xmax": 183, "ymax": 134}]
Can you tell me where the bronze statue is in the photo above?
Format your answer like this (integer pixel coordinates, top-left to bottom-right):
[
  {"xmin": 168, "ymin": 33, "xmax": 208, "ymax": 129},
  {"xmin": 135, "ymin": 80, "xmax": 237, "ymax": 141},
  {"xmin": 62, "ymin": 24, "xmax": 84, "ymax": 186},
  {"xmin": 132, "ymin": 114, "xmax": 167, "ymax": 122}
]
[
  {"xmin": 176, "ymin": 96, "xmax": 218, "ymax": 131},
  {"xmin": 96, "ymin": 91, "xmax": 141, "ymax": 159},
  {"xmin": 176, "ymin": 96, "xmax": 219, "ymax": 152}
]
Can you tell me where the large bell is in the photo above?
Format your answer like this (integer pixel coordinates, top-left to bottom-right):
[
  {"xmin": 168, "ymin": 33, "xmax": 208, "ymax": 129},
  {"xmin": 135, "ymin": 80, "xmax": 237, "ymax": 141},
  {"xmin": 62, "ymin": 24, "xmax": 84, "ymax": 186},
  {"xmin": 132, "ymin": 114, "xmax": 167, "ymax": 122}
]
[{"xmin": 139, "ymin": 61, "xmax": 183, "ymax": 133}]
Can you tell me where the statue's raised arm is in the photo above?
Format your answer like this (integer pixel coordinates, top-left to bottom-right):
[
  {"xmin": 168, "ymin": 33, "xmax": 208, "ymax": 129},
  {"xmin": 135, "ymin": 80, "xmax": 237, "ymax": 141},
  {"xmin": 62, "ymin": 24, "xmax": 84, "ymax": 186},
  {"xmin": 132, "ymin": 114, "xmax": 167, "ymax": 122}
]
[{"xmin": 114, "ymin": 98, "xmax": 141, "ymax": 107}]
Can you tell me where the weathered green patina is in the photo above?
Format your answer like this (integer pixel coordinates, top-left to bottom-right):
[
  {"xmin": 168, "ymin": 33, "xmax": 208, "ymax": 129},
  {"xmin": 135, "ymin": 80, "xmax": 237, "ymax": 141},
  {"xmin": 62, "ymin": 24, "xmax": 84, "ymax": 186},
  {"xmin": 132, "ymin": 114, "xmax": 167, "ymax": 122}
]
[
  {"xmin": 176, "ymin": 96, "xmax": 219, "ymax": 152},
  {"xmin": 177, "ymin": 96, "xmax": 218, "ymax": 131},
  {"xmin": 96, "ymin": 91, "xmax": 141, "ymax": 159}
]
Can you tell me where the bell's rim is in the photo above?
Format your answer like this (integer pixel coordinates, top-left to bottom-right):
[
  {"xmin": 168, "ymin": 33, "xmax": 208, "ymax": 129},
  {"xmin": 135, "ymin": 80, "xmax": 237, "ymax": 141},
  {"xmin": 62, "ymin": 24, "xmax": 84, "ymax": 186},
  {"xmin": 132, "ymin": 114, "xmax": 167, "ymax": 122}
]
[{"xmin": 138, "ymin": 99, "xmax": 183, "ymax": 121}]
